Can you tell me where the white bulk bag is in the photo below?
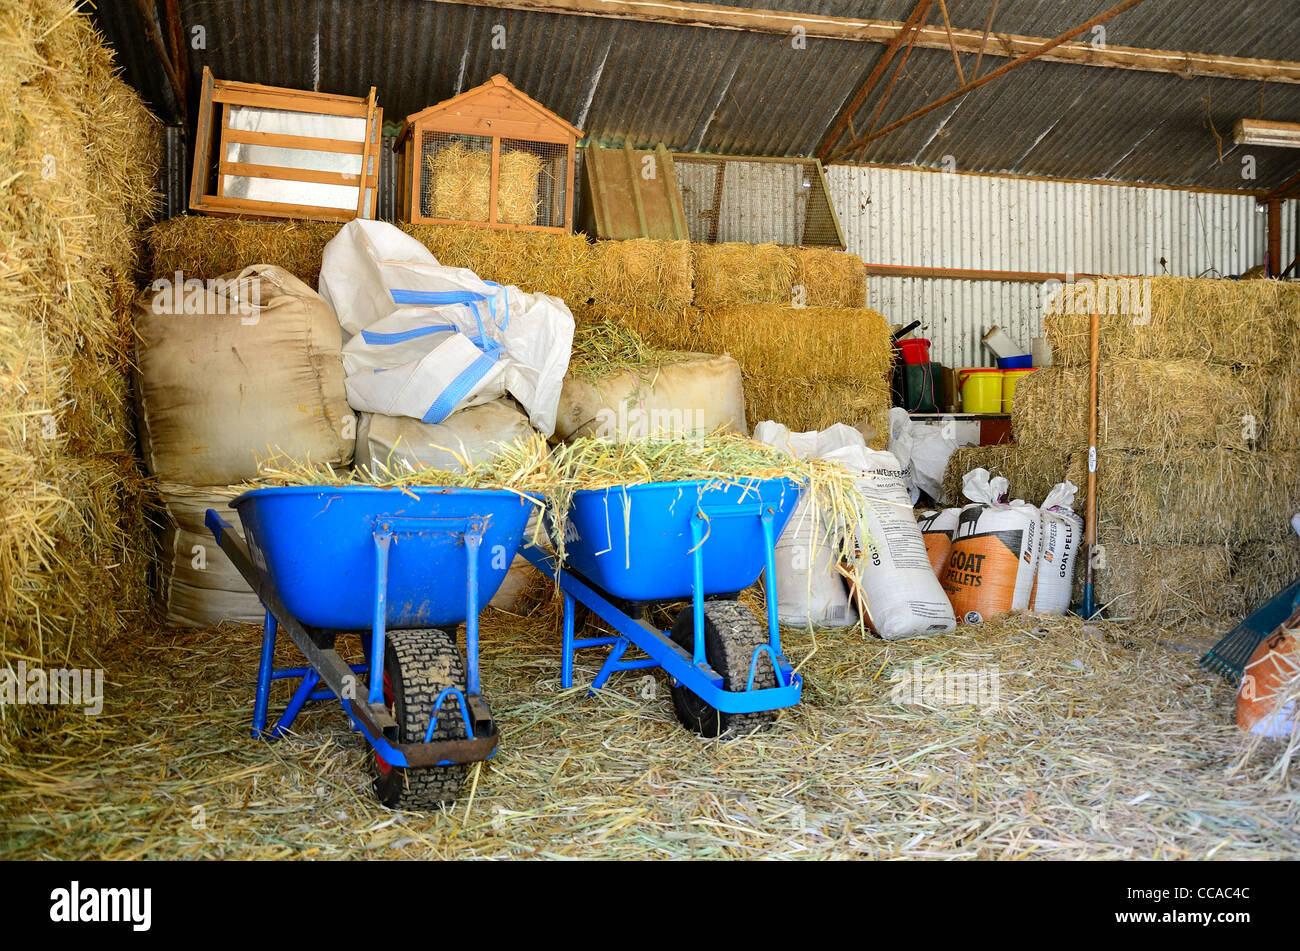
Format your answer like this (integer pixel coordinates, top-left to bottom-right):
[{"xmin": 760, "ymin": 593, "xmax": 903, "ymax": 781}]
[
  {"xmin": 943, "ymin": 469, "xmax": 1042, "ymax": 623},
  {"xmin": 773, "ymin": 497, "xmax": 857, "ymax": 628},
  {"xmin": 355, "ymin": 399, "xmax": 534, "ymax": 474},
  {"xmin": 318, "ymin": 219, "xmax": 573, "ymax": 435},
  {"xmin": 1031, "ymin": 481, "xmax": 1083, "ymax": 615},
  {"xmin": 888, "ymin": 407, "xmax": 959, "ymax": 504},
  {"xmin": 754, "ymin": 421, "xmax": 864, "ymax": 628}
]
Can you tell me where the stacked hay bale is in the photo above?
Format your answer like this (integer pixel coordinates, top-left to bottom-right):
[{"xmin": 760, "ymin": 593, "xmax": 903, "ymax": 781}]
[
  {"xmin": 0, "ymin": 1, "xmax": 162, "ymax": 750},
  {"xmin": 945, "ymin": 276, "xmax": 1300, "ymax": 629},
  {"xmin": 147, "ymin": 220, "xmax": 890, "ymax": 438}
]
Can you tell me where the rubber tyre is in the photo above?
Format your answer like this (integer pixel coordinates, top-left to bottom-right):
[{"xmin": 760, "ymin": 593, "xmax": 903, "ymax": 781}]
[
  {"xmin": 669, "ymin": 601, "xmax": 777, "ymax": 738},
  {"xmin": 372, "ymin": 628, "xmax": 469, "ymax": 810}
]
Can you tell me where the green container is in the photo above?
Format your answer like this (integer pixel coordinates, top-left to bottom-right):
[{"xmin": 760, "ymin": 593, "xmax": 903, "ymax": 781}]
[{"xmin": 894, "ymin": 362, "xmax": 939, "ymax": 414}]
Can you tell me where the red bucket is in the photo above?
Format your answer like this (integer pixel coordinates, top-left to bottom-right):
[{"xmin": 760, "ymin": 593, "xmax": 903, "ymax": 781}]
[{"xmin": 897, "ymin": 337, "xmax": 931, "ymax": 365}]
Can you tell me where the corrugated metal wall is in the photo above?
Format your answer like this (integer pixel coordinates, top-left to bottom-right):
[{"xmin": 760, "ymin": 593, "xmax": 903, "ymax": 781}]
[{"xmin": 827, "ymin": 164, "xmax": 1298, "ymax": 367}]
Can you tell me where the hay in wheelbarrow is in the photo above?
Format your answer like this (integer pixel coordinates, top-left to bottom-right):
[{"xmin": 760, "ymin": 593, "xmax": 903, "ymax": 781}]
[{"xmin": 1011, "ymin": 359, "xmax": 1265, "ymax": 451}]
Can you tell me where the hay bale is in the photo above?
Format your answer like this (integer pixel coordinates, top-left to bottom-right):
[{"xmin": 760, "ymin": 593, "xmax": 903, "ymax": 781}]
[
  {"xmin": 148, "ymin": 217, "xmax": 343, "ymax": 287},
  {"xmin": 939, "ymin": 445, "xmax": 1069, "ymax": 507},
  {"xmin": 790, "ymin": 247, "xmax": 866, "ymax": 308},
  {"xmin": 0, "ymin": 0, "xmax": 160, "ymax": 751},
  {"xmin": 1045, "ymin": 276, "xmax": 1294, "ymax": 367},
  {"xmin": 403, "ymin": 223, "xmax": 597, "ymax": 303},
  {"xmin": 1012, "ymin": 359, "xmax": 1265, "ymax": 451},
  {"xmin": 1063, "ymin": 448, "xmax": 1300, "ymax": 546},
  {"xmin": 1233, "ymin": 536, "xmax": 1300, "ymax": 613},
  {"xmin": 1088, "ymin": 537, "xmax": 1242, "ymax": 629},
  {"xmin": 423, "ymin": 141, "xmax": 542, "ymax": 226},
  {"xmin": 691, "ymin": 242, "xmax": 796, "ymax": 307},
  {"xmin": 1261, "ymin": 355, "xmax": 1300, "ymax": 451},
  {"xmin": 594, "ymin": 239, "xmax": 693, "ymax": 312}
]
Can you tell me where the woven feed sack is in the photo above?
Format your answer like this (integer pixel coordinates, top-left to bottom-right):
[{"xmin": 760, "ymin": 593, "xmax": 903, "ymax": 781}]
[
  {"xmin": 1030, "ymin": 482, "xmax": 1084, "ymax": 615},
  {"xmin": 753, "ymin": 421, "xmax": 866, "ymax": 628},
  {"xmin": 944, "ymin": 469, "xmax": 1042, "ymax": 624},
  {"xmin": 136, "ymin": 265, "xmax": 353, "ymax": 484},
  {"xmin": 355, "ymin": 398, "xmax": 533, "ymax": 474},
  {"xmin": 158, "ymin": 484, "xmax": 264, "ymax": 628},
  {"xmin": 773, "ymin": 496, "xmax": 857, "ymax": 628},
  {"xmin": 1238, "ymin": 626, "xmax": 1300, "ymax": 738},
  {"xmin": 834, "ymin": 447, "xmax": 957, "ymax": 640},
  {"xmin": 918, "ymin": 508, "xmax": 960, "ymax": 577},
  {"xmin": 554, "ymin": 352, "xmax": 747, "ymax": 442}
]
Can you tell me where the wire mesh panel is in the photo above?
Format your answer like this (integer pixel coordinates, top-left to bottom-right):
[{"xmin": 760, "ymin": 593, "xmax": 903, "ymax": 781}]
[
  {"xmin": 500, "ymin": 138, "xmax": 569, "ymax": 229},
  {"xmin": 673, "ymin": 154, "xmax": 844, "ymax": 248},
  {"xmin": 419, "ymin": 131, "xmax": 494, "ymax": 222}
]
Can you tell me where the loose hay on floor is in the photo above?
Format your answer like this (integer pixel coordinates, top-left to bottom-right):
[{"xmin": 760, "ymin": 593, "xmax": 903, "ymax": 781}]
[{"xmin": 1, "ymin": 611, "xmax": 1296, "ymax": 859}]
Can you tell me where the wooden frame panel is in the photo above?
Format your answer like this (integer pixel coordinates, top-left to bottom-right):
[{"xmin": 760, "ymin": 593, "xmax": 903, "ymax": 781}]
[{"xmin": 190, "ymin": 66, "xmax": 382, "ymax": 222}]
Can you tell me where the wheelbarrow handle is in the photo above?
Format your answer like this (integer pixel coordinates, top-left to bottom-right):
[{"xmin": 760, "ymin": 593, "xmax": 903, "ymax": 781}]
[{"xmin": 205, "ymin": 508, "xmax": 236, "ymax": 544}]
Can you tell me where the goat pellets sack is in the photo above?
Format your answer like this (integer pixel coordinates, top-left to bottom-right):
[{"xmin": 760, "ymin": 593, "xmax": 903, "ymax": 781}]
[
  {"xmin": 831, "ymin": 447, "xmax": 957, "ymax": 640},
  {"xmin": 918, "ymin": 508, "xmax": 960, "ymax": 578},
  {"xmin": 1031, "ymin": 481, "xmax": 1083, "ymax": 615},
  {"xmin": 943, "ymin": 469, "xmax": 1042, "ymax": 624},
  {"xmin": 774, "ymin": 497, "xmax": 857, "ymax": 628},
  {"xmin": 1238, "ymin": 626, "xmax": 1300, "ymax": 738}
]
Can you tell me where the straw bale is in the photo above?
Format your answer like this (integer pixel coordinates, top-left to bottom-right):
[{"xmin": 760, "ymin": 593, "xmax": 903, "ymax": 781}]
[
  {"xmin": 1012, "ymin": 359, "xmax": 1266, "ymax": 451},
  {"xmin": 691, "ymin": 242, "xmax": 796, "ymax": 307},
  {"xmin": 1063, "ymin": 449, "xmax": 1300, "ymax": 546},
  {"xmin": 423, "ymin": 141, "xmax": 542, "ymax": 226},
  {"xmin": 1260, "ymin": 354, "xmax": 1300, "ymax": 452},
  {"xmin": 406, "ymin": 223, "xmax": 597, "ymax": 303},
  {"xmin": 940, "ymin": 445, "xmax": 1070, "ymax": 507},
  {"xmin": 1087, "ymin": 536, "xmax": 1242, "ymax": 629},
  {"xmin": 790, "ymin": 247, "xmax": 866, "ymax": 308},
  {"xmin": 595, "ymin": 239, "xmax": 693, "ymax": 312},
  {"xmin": 1045, "ymin": 276, "xmax": 1294, "ymax": 367},
  {"xmin": 148, "ymin": 218, "xmax": 344, "ymax": 288},
  {"xmin": 1233, "ymin": 536, "xmax": 1300, "ymax": 613}
]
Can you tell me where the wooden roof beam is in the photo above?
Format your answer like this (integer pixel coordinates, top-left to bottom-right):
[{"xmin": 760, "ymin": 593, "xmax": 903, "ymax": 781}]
[{"xmin": 425, "ymin": 0, "xmax": 1300, "ymax": 85}]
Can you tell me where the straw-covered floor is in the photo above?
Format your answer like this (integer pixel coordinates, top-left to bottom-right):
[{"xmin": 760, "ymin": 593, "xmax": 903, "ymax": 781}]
[{"xmin": 2, "ymin": 608, "xmax": 1296, "ymax": 860}]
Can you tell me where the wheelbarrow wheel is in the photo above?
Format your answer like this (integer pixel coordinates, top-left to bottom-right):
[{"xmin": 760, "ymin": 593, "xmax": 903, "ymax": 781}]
[
  {"xmin": 669, "ymin": 601, "xmax": 776, "ymax": 738},
  {"xmin": 372, "ymin": 627, "xmax": 468, "ymax": 810}
]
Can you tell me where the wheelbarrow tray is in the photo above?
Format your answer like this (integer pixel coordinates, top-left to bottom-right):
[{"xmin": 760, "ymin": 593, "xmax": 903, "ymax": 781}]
[
  {"xmin": 232, "ymin": 484, "xmax": 537, "ymax": 630},
  {"xmin": 559, "ymin": 477, "xmax": 800, "ymax": 602}
]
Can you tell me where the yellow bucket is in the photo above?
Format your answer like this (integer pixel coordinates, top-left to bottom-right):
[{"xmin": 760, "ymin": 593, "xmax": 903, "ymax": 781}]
[
  {"xmin": 1002, "ymin": 368, "xmax": 1037, "ymax": 413},
  {"xmin": 958, "ymin": 368, "xmax": 1004, "ymax": 414}
]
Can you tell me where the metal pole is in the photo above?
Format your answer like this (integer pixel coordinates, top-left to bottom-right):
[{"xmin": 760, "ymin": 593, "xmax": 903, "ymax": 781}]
[{"xmin": 1081, "ymin": 309, "xmax": 1100, "ymax": 619}]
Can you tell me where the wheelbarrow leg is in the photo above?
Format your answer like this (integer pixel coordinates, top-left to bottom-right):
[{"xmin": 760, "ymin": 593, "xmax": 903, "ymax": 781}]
[
  {"xmin": 561, "ymin": 592, "xmax": 576, "ymax": 689},
  {"xmin": 272, "ymin": 668, "xmax": 320, "ymax": 738},
  {"xmin": 368, "ymin": 529, "xmax": 393, "ymax": 707},
  {"xmin": 463, "ymin": 522, "xmax": 485, "ymax": 696},
  {"xmin": 591, "ymin": 637, "xmax": 631, "ymax": 692},
  {"xmin": 252, "ymin": 610, "xmax": 277, "ymax": 739},
  {"xmin": 759, "ymin": 508, "xmax": 782, "ymax": 656}
]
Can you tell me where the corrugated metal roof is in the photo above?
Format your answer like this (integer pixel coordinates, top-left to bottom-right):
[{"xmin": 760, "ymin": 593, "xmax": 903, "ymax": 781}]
[{"xmin": 91, "ymin": 0, "xmax": 1300, "ymax": 191}]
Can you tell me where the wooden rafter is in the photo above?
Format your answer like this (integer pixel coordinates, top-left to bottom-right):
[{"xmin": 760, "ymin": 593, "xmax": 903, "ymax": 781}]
[{"xmin": 422, "ymin": 0, "xmax": 1300, "ymax": 86}]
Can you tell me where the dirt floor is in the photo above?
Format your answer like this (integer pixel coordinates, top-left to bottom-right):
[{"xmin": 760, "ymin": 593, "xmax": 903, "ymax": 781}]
[{"xmin": 1, "ymin": 605, "xmax": 1297, "ymax": 860}]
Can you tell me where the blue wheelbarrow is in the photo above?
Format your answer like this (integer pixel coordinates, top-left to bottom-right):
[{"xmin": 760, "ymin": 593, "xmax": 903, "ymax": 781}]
[
  {"xmin": 205, "ymin": 484, "xmax": 537, "ymax": 809},
  {"xmin": 521, "ymin": 477, "xmax": 805, "ymax": 737}
]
